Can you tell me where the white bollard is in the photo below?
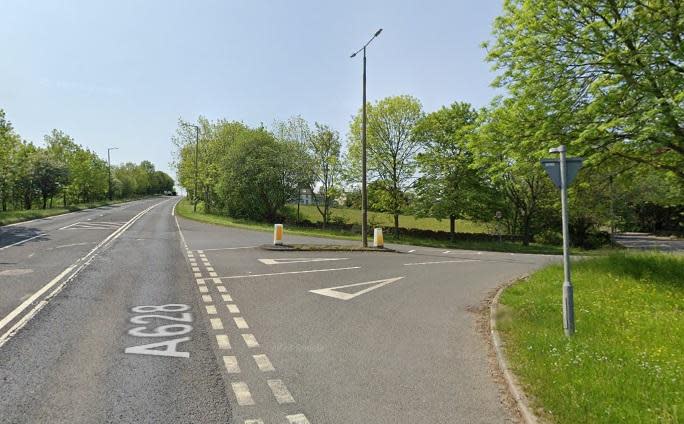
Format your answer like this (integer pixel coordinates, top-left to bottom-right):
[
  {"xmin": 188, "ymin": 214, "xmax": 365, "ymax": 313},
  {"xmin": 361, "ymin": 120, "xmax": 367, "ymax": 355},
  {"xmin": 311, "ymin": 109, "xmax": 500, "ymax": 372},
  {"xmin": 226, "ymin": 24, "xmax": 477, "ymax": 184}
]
[
  {"xmin": 373, "ymin": 227, "xmax": 384, "ymax": 248},
  {"xmin": 273, "ymin": 224, "xmax": 284, "ymax": 245}
]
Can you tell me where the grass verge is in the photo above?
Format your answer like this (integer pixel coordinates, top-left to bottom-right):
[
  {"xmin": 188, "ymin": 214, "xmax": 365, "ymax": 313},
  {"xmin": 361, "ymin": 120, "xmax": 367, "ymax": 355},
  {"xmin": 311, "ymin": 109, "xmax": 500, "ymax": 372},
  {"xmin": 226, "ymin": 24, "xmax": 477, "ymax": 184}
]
[
  {"xmin": 0, "ymin": 198, "xmax": 146, "ymax": 226},
  {"xmin": 175, "ymin": 199, "xmax": 585, "ymax": 255},
  {"xmin": 497, "ymin": 252, "xmax": 684, "ymax": 423}
]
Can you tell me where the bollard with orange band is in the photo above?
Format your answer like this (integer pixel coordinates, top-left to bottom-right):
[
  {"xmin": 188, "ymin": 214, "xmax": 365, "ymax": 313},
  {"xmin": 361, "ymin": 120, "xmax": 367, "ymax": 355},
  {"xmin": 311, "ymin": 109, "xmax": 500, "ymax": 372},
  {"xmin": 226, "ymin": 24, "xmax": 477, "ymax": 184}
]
[
  {"xmin": 273, "ymin": 224, "xmax": 284, "ymax": 245},
  {"xmin": 373, "ymin": 227, "xmax": 384, "ymax": 248}
]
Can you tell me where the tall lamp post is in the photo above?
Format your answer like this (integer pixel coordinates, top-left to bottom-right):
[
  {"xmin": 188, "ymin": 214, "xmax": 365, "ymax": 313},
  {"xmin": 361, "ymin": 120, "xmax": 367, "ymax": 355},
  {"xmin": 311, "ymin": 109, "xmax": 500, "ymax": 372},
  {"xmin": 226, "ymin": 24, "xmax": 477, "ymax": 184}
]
[
  {"xmin": 107, "ymin": 147, "xmax": 118, "ymax": 201},
  {"xmin": 182, "ymin": 123, "xmax": 200, "ymax": 212},
  {"xmin": 351, "ymin": 28, "xmax": 382, "ymax": 247}
]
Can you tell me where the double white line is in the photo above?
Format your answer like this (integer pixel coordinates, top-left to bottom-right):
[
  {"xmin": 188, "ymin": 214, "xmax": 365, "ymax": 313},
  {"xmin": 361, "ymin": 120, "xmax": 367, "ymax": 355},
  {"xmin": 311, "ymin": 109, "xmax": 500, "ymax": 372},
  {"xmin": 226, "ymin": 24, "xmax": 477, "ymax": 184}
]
[{"xmin": 0, "ymin": 200, "xmax": 166, "ymax": 347}]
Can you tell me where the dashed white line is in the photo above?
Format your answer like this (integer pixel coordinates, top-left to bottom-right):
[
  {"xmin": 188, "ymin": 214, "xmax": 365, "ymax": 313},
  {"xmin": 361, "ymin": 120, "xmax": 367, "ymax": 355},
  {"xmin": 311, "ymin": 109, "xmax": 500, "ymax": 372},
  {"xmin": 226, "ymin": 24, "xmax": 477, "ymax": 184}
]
[
  {"xmin": 196, "ymin": 278, "xmax": 205, "ymax": 285},
  {"xmin": 197, "ymin": 250, "xmax": 204, "ymax": 254},
  {"xmin": 231, "ymin": 382, "xmax": 255, "ymax": 406},
  {"xmin": 286, "ymin": 414, "xmax": 311, "ymax": 424},
  {"xmin": 194, "ymin": 272, "xmax": 202, "ymax": 278},
  {"xmin": 216, "ymin": 334, "xmax": 231, "ymax": 349},
  {"xmin": 0, "ymin": 233, "xmax": 46, "ymax": 251},
  {"xmin": 206, "ymin": 305, "xmax": 217, "ymax": 315},
  {"xmin": 253, "ymin": 354, "xmax": 275, "ymax": 372},
  {"xmin": 267, "ymin": 379, "xmax": 295, "ymax": 404},
  {"xmin": 227, "ymin": 304, "xmax": 240, "ymax": 314},
  {"xmin": 221, "ymin": 294, "xmax": 233, "ymax": 302},
  {"xmin": 206, "ymin": 267, "xmax": 215, "ymax": 272},
  {"xmin": 202, "ymin": 295, "xmax": 213, "ymax": 303},
  {"xmin": 209, "ymin": 272, "xmax": 218, "ymax": 277},
  {"xmin": 245, "ymin": 420, "xmax": 264, "ymax": 424},
  {"xmin": 212, "ymin": 277, "xmax": 222, "ymax": 285},
  {"xmin": 234, "ymin": 317, "xmax": 249, "ymax": 329},
  {"xmin": 242, "ymin": 333, "xmax": 259, "ymax": 348},
  {"xmin": 192, "ymin": 267, "xmax": 200, "ymax": 272},
  {"xmin": 223, "ymin": 355, "xmax": 240, "ymax": 373},
  {"xmin": 408, "ymin": 249, "xmax": 416, "ymax": 253},
  {"xmin": 199, "ymin": 286, "xmax": 209, "ymax": 293},
  {"xmin": 210, "ymin": 318, "xmax": 224, "ymax": 330},
  {"xmin": 217, "ymin": 286, "xmax": 227, "ymax": 293}
]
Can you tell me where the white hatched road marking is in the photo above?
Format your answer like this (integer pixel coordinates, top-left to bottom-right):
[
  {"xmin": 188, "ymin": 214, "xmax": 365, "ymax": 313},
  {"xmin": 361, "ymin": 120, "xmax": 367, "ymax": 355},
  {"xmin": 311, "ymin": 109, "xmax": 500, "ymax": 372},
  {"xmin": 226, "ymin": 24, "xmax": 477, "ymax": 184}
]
[
  {"xmin": 199, "ymin": 286, "xmax": 208, "ymax": 293},
  {"xmin": 210, "ymin": 318, "xmax": 224, "ymax": 330},
  {"xmin": 309, "ymin": 277, "xmax": 405, "ymax": 301},
  {"xmin": 267, "ymin": 379, "xmax": 295, "ymax": 404},
  {"xmin": 242, "ymin": 333, "xmax": 259, "ymax": 348},
  {"xmin": 202, "ymin": 295, "xmax": 213, "ymax": 303},
  {"xmin": 223, "ymin": 355, "xmax": 240, "ymax": 373},
  {"xmin": 286, "ymin": 414, "xmax": 311, "ymax": 424},
  {"xmin": 253, "ymin": 354, "xmax": 275, "ymax": 372},
  {"xmin": 221, "ymin": 294, "xmax": 233, "ymax": 302},
  {"xmin": 206, "ymin": 267, "xmax": 215, "ymax": 272},
  {"xmin": 227, "ymin": 304, "xmax": 240, "ymax": 314},
  {"xmin": 234, "ymin": 317, "xmax": 249, "ymax": 329},
  {"xmin": 212, "ymin": 278, "xmax": 222, "ymax": 285},
  {"xmin": 194, "ymin": 272, "xmax": 202, "ymax": 278},
  {"xmin": 205, "ymin": 305, "xmax": 217, "ymax": 314},
  {"xmin": 196, "ymin": 278, "xmax": 205, "ymax": 285},
  {"xmin": 209, "ymin": 272, "xmax": 218, "ymax": 277},
  {"xmin": 216, "ymin": 334, "xmax": 231, "ymax": 349},
  {"xmin": 192, "ymin": 267, "xmax": 200, "ymax": 272},
  {"xmin": 217, "ymin": 286, "xmax": 227, "ymax": 293},
  {"xmin": 231, "ymin": 382, "xmax": 255, "ymax": 406},
  {"xmin": 258, "ymin": 257, "xmax": 348, "ymax": 265}
]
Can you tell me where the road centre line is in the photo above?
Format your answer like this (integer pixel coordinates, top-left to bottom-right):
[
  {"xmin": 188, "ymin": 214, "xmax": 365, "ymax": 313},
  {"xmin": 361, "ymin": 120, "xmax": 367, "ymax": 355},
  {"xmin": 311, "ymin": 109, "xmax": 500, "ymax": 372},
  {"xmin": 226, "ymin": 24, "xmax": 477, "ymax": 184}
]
[
  {"xmin": 216, "ymin": 266, "xmax": 361, "ymax": 280},
  {"xmin": 403, "ymin": 259, "xmax": 478, "ymax": 266},
  {"xmin": 0, "ymin": 200, "xmax": 167, "ymax": 345}
]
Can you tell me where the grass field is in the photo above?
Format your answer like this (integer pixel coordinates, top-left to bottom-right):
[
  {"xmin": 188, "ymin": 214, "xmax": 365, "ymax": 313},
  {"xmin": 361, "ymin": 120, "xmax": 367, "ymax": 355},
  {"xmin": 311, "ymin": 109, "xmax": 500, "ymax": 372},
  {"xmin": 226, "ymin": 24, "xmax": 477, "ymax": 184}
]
[
  {"xmin": 0, "ymin": 198, "xmax": 144, "ymax": 226},
  {"xmin": 291, "ymin": 204, "xmax": 489, "ymax": 233},
  {"xmin": 177, "ymin": 199, "xmax": 573, "ymax": 254},
  {"xmin": 497, "ymin": 252, "xmax": 684, "ymax": 423}
]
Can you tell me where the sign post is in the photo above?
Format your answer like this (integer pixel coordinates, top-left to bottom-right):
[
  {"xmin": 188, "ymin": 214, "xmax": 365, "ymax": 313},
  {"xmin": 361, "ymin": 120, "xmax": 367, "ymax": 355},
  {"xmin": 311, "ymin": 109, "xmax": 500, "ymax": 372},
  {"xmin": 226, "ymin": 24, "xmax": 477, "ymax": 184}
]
[{"xmin": 541, "ymin": 146, "xmax": 583, "ymax": 336}]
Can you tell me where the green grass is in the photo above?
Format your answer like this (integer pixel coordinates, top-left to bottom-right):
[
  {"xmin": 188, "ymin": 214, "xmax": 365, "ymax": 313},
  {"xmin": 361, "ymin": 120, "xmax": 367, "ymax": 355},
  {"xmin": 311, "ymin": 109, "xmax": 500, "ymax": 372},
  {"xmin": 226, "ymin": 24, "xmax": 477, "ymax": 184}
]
[
  {"xmin": 176, "ymin": 199, "xmax": 581, "ymax": 254},
  {"xmin": 292, "ymin": 204, "xmax": 488, "ymax": 233},
  {"xmin": 0, "ymin": 198, "xmax": 144, "ymax": 226},
  {"xmin": 497, "ymin": 252, "xmax": 684, "ymax": 423}
]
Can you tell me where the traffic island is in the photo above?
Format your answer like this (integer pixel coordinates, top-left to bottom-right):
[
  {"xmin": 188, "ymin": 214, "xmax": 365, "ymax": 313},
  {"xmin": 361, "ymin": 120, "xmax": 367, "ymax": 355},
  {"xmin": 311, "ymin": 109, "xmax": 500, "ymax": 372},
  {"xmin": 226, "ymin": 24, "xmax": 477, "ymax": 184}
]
[{"xmin": 260, "ymin": 244, "xmax": 396, "ymax": 252}]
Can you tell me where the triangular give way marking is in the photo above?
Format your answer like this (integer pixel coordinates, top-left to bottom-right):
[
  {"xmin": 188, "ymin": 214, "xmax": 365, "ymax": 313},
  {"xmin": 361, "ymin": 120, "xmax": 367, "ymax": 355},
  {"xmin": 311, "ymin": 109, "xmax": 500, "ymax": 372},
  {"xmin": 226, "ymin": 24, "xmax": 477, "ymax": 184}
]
[
  {"xmin": 258, "ymin": 258, "xmax": 347, "ymax": 265},
  {"xmin": 309, "ymin": 277, "xmax": 405, "ymax": 301}
]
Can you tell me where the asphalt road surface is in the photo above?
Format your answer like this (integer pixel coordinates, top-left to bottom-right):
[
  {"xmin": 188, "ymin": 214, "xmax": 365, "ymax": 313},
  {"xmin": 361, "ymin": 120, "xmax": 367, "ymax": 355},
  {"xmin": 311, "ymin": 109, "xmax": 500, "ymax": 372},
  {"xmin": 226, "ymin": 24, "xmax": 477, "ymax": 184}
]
[{"xmin": 0, "ymin": 198, "xmax": 556, "ymax": 423}]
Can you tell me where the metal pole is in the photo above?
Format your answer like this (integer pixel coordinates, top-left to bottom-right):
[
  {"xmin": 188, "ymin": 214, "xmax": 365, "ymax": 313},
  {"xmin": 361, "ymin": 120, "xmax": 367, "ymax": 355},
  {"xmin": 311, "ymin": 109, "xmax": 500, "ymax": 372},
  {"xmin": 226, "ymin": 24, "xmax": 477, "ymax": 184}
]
[
  {"xmin": 107, "ymin": 149, "xmax": 112, "ymax": 201},
  {"xmin": 193, "ymin": 126, "xmax": 199, "ymax": 213},
  {"xmin": 361, "ymin": 47, "xmax": 368, "ymax": 247},
  {"xmin": 558, "ymin": 145, "xmax": 575, "ymax": 336}
]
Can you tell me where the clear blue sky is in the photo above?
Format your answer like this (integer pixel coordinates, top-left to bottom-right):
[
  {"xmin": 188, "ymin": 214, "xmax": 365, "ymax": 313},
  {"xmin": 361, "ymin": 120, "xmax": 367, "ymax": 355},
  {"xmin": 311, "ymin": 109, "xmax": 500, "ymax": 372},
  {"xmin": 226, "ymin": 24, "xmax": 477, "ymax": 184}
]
[{"xmin": 1, "ymin": 0, "xmax": 503, "ymax": 180}]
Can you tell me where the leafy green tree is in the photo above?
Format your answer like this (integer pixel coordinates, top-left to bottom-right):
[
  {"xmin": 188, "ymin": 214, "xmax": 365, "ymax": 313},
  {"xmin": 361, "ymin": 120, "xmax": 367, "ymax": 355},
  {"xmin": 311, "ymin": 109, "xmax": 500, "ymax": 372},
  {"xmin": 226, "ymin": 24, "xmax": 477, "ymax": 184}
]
[
  {"xmin": 348, "ymin": 95, "xmax": 424, "ymax": 235},
  {"xmin": 307, "ymin": 123, "xmax": 342, "ymax": 227},
  {"xmin": 486, "ymin": 0, "xmax": 684, "ymax": 181},
  {"xmin": 32, "ymin": 151, "xmax": 69, "ymax": 209},
  {"xmin": 0, "ymin": 110, "xmax": 22, "ymax": 211},
  {"xmin": 413, "ymin": 102, "xmax": 492, "ymax": 239}
]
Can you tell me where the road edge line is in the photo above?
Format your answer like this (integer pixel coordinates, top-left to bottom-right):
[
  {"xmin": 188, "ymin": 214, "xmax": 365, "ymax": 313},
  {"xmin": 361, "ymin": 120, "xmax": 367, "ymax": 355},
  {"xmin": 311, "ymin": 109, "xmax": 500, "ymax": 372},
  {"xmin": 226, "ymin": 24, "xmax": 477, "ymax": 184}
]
[
  {"xmin": 0, "ymin": 199, "xmax": 168, "ymax": 346},
  {"xmin": 489, "ymin": 276, "xmax": 539, "ymax": 424}
]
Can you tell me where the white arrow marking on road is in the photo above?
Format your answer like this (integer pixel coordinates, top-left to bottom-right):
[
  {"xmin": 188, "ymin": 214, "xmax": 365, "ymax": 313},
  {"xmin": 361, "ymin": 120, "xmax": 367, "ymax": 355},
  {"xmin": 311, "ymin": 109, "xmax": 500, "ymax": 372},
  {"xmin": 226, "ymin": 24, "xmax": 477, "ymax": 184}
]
[
  {"xmin": 258, "ymin": 257, "xmax": 348, "ymax": 265},
  {"xmin": 309, "ymin": 277, "xmax": 405, "ymax": 301}
]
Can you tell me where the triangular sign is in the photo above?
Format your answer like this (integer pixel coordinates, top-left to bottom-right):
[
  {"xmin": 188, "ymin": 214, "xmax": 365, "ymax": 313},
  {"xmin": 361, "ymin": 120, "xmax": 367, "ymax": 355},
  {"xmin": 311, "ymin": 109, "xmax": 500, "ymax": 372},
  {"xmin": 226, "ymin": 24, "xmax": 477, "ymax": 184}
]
[
  {"xmin": 309, "ymin": 277, "xmax": 405, "ymax": 301},
  {"xmin": 541, "ymin": 158, "xmax": 584, "ymax": 189},
  {"xmin": 259, "ymin": 258, "xmax": 347, "ymax": 265}
]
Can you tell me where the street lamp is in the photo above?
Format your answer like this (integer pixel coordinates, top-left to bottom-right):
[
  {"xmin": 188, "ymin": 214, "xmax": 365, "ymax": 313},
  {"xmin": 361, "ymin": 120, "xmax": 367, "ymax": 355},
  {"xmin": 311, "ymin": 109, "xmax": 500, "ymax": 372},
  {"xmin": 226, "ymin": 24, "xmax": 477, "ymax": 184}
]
[
  {"xmin": 350, "ymin": 28, "xmax": 382, "ymax": 247},
  {"xmin": 107, "ymin": 147, "xmax": 118, "ymax": 201},
  {"xmin": 181, "ymin": 123, "xmax": 200, "ymax": 212}
]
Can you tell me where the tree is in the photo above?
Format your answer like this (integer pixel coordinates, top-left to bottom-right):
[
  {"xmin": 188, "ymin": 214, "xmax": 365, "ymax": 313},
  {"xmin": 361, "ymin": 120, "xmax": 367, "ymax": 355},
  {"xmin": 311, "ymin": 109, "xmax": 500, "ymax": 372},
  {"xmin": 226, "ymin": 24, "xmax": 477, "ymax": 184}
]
[
  {"xmin": 32, "ymin": 152, "xmax": 69, "ymax": 209},
  {"xmin": 0, "ymin": 110, "xmax": 22, "ymax": 211},
  {"xmin": 348, "ymin": 95, "xmax": 424, "ymax": 235},
  {"xmin": 486, "ymin": 0, "xmax": 684, "ymax": 181},
  {"xmin": 307, "ymin": 123, "xmax": 342, "ymax": 227},
  {"xmin": 413, "ymin": 102, "xmax": 491, "ymax": 239}
]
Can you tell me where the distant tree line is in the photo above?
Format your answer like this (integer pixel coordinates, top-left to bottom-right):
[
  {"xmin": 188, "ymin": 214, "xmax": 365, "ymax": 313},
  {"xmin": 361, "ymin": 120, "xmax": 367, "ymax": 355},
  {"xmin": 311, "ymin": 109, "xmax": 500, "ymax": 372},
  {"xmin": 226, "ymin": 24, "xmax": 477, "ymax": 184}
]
[
  {"xmin": 173, "ymin": 0, "xmax": 682, "ymax": 245},
  {"xmin": 0, "ymin": 109, "xmax": 174, "ymax": 211}
]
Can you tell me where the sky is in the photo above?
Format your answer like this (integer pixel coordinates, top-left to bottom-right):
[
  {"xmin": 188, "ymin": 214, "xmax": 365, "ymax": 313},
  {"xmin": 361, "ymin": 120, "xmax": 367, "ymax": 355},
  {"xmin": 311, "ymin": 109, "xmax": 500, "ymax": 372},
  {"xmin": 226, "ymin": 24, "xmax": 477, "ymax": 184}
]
[{"xmin": 1, "ymin": 0, "xmax": 503, "ymax": 181}]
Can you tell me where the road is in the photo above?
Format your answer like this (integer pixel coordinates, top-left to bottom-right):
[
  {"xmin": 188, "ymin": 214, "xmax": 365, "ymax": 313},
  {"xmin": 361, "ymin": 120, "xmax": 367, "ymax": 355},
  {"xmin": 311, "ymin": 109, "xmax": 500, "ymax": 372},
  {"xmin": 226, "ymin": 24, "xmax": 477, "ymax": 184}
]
[
  {"xmin": 0, "ymin": 197, "xmax": 556, "ymax": 423},
  {"xmin": 613, "ymin": 232, "xmax": 684, "ymax": 252}
]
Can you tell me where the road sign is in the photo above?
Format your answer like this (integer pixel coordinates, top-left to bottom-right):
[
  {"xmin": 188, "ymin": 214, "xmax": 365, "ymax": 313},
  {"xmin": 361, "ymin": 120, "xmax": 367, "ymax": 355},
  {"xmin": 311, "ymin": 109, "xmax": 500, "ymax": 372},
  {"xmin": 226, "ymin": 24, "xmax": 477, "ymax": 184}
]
[
  {"xmin": 309, "ymin": 277, "xmax": 405, "ymax": 300},
  {"xmin": 541, "ymin": 158, "xmax": 584, "ymax": 189}
]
